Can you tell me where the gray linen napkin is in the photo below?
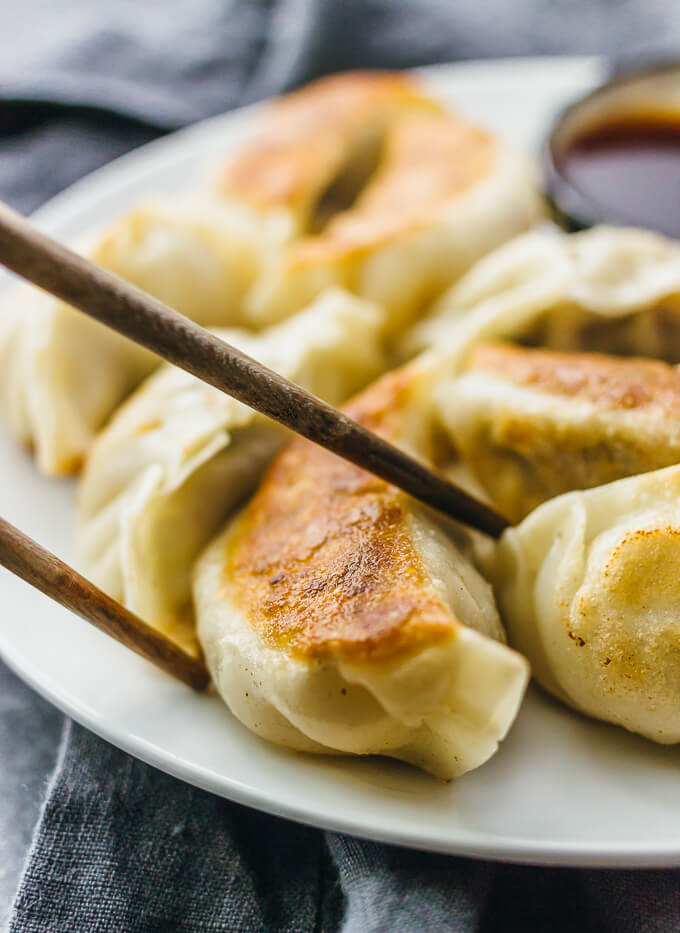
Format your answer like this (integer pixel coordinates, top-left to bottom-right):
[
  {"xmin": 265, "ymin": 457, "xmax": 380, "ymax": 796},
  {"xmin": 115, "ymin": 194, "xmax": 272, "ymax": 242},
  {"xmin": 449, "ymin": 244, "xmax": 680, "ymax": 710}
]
[
  {"xmin": 10, "ymin": 723, "xmax": 680, "ymax": 933},
  {"xmin": 3, "ymin": 2, "xmax": 680, "ymax": 930}
]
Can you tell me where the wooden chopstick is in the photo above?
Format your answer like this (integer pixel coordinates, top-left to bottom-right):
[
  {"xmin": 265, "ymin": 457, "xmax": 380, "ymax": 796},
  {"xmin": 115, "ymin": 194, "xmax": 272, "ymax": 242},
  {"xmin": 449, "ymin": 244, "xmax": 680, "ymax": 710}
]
[
  {"xmin": 0, "ymin": 516, "xmax": 210, "ymax": 690},
  {"xmin": 0, "ymin": 200, "xmax": 510, "ymax": 538}
]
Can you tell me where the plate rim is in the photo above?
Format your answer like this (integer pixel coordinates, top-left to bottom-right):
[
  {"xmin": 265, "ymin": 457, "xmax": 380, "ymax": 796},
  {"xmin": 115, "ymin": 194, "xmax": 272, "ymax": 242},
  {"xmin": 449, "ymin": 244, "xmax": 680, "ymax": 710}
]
[{"xmin": 5, "ymin": 643, "xmax": 680, "ymax": 869}]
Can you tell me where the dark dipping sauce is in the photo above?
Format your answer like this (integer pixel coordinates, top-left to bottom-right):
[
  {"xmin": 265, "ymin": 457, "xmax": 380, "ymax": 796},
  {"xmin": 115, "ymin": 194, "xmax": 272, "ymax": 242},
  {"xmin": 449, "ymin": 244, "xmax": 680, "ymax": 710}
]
[{"xmin": 559, "ymin": 119, "xmax": 680, "ymax": 238}]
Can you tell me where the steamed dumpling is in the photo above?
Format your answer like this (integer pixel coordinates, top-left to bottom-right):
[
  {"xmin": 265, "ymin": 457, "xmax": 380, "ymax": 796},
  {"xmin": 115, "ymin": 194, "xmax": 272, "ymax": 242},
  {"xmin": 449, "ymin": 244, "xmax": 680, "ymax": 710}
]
[
  {"xmin": 77, "ymin": 289, "xmax": 385, "ymax": 654},
  {"xmin": 438, "ymin": 343, "xmax": 680, "ymax": 522},
  {"xmin": 194, "ymin": 363, "xmax": 529, "ymax": 779},
  {"xmin": 245, "ymin": 111, "xmax": 544, "ymax": 334},
  {"xmin": 489, "ymin": 465, "xmax": 680, "ymax": 743},
  {"xmin": 218, "ymin": 70, "xmax": 443, "ymax": 241},
  {"xmin": 0, "ymin": 201, "xmax": 264, "ymax": 474},
  {"xmin": 407, "ymin": 225, "xmax": 680, "ymax": 361}
]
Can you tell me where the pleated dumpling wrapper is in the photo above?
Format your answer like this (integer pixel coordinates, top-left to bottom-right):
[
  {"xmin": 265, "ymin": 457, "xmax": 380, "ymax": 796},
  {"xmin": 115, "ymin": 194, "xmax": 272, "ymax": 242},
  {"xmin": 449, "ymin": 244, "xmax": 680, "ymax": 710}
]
[
  {"xmin": 406, "ymin": 225, "xmax": 680, "ymax": 361},
  {"xmin": 77, "ymin": 288, "xmax": 386, "ymax": 655},
  {"xmin": 437, "ymin": 343, "xmax": 680, "ymax": 523},
  {"xmin": 194, "ymin": 359, "xmax": 529, "ymax": 779},
  {"xmin": 488, "ymin": 465, "xmax": 680, "ymax": 743},
  {"xmin": 242, "ymin": 107, "xmax": 544, "ymax": 335},
  {"xmin": 219, "ymin": 70, "xmax": 444, "ymax": 242},
  {"xmin": 0, "ymin": 200, "xmax": 264, "ymax": 474}
]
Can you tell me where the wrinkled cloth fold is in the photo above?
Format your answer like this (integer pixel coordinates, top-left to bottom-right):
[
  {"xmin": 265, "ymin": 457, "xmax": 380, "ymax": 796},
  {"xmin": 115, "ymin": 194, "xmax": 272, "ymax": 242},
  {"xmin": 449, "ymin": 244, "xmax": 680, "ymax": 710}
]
[
  {"xmin": 11, "ymin": 722, "xmax": 680, "ymax": 933},
  {"xmin": 4, "ymin": 1, "xmax": 680, "ymax": 930}
]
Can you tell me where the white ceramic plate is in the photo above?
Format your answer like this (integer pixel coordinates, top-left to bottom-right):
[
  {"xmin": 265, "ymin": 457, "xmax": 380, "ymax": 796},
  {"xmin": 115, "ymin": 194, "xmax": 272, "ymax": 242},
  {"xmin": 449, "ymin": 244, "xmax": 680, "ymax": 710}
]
[{"xmin": 4, "ymin": 56, "xmax": 680, "ymax": 868}]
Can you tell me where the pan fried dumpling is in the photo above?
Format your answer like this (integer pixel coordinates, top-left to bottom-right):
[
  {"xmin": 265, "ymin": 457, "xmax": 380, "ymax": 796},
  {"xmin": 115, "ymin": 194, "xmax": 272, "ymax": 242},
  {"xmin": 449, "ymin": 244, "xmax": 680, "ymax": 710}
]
[
  {"xmin": 77, "ymin": 288, "xmax": 385, "ymax": 655},
  {"xmin": 0, "ymin": 201, "xmax": 264, "ymax": 474},
  {"xmin": 194, "ymin": 365, "xmax": 529, "ymax": 779},
  {"xmin": 92, "ymin": 202, "xmax": 262, "ymax": 324},
  {"xmin": 438, "ymin": 343, "xmax": 680, "ymax": 522},
  {"xmin": 244, "ymin": 111, "xmax": 544, "ymax": 334},
  {"xmin": 408, "ymin": 225, "xmax": 680, "ymax": 361},
  {"xmin": 219, "ymin": 71, "xmax": 443, "ymax": 241},
  {"xmin": 489, "ymin": 465, "xmax": 680, "ymax": 743}
]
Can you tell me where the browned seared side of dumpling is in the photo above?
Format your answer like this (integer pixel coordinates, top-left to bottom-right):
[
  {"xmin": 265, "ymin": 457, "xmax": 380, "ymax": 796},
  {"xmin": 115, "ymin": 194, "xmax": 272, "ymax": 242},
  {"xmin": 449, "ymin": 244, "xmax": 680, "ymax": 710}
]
[
  {"xmin": 472, "ymin": 342, "xmax": 680, "ymax": 411},
  {"xmin": 440, "ymin": 343, "xmax": 680, "ymax": 522},
  {"xmin": 219, "ymin": 71, "xmax": 443, "ymax": 229},
  {"xmin": 223, "ymin": 367, "xmax": 459, "ymax": 663},
  {"xmin": 289, "ymin": 112, "xmax": 497, "ymax": 263}
]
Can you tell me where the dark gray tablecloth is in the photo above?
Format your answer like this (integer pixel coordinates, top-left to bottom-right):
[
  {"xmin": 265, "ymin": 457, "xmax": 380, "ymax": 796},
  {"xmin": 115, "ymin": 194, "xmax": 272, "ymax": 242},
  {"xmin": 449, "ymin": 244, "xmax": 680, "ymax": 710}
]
[{"xmin": 2, "ymin": 2, "xmax": 680, "ymax": 930}]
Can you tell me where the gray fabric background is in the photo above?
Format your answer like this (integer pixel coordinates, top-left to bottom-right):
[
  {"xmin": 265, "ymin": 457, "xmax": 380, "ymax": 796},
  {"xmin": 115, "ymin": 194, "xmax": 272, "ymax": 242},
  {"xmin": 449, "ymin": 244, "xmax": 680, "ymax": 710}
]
[{"xmin": 2, "ymin": 1, "xmax": 680, "ymax": 930}]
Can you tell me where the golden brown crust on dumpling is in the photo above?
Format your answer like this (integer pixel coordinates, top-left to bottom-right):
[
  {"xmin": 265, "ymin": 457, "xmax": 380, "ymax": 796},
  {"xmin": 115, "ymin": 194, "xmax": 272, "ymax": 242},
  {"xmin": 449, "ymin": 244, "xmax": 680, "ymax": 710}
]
[
  {"xmin": 470, "ymin": 342, "xmax": 680, "ymax": 416},
  {"xmin": 219, "ymin": 71, "xmax": 442, "ymax": 215},
  {"xmin": 489, "ymin": 465, "xmax": 680, "ymax": 743},
  {"xmin": 286, "ymin": 113, "xmax": 496, "ymax": 261},
  {"xmin": 224, "ymin": 367, "xmax": 458, "ymax": 663},
  {"xmin": 570, "ymin": 523, "xmax": 680, "ymax": 688}
]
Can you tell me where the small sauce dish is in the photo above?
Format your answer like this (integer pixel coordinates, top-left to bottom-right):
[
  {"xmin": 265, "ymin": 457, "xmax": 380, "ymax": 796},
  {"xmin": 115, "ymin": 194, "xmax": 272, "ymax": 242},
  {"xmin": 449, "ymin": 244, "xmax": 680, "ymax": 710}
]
[{"xmin": 544, "ymin": 60, "xmax": 680, "ymax": 237}]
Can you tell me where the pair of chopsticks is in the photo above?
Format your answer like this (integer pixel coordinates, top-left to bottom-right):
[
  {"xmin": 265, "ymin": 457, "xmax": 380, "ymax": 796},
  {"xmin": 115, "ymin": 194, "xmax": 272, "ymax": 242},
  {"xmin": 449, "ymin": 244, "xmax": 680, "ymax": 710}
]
[{"xmin": 0, "ymin": 201, "xmax": 510, "ymax": 691}]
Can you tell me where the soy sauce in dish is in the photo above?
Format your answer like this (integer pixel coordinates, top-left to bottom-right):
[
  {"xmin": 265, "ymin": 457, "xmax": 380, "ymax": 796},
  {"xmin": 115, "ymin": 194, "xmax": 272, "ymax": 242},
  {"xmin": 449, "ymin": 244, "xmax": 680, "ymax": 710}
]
[{"xmin": 560, "ymin": 118, "xmax": 680, "ymax": 238}]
